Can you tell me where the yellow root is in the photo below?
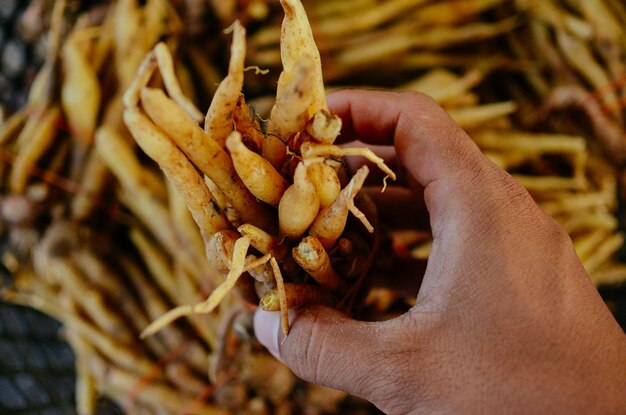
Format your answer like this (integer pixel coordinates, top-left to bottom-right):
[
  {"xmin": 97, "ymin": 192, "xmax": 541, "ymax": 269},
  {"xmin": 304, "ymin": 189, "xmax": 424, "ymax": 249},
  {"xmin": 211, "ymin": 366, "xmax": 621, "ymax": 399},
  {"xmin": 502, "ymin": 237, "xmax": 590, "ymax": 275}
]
[
  {"xmin": 301, "ymin": 142, "xmax": 397, "ymax": 181},
  {"xmin": 61, "ymin": 28, "xmax": 101, "ymax": 143},
  {"xmin": 205, "ymin": 230, "xmax": 240, "ymax": 275},
  {"xmin": 124, "ymin": 107, "xmax": 229, "ymax": 240},
  {"xmin": 305, "ymin": 110, "xmax": 343, "ymax": 144},
  {"xmin": 269, "ymin": 257, "xmax": 290, "ymax": 336},
  {"xmin": 0, "ymin": 110, "xmax": 27, "ymax": 145},
  {"xmin": 269, "ymin": 60, "xmax": 318, "ymax": 141},
  {"xmin": 205, "ymin": 21, "xmax": 246, "ymax": 147},
  {"xmin": 138, "ymin": 86, "xmax": 274, "ymax": 231},
  {"xmin": 448, "ymin": 101, "xmax": 517, "ymax": 130},
  {"xmin": 10, "ymin": 107, "xmax": 61, "ymax": 193},
  {"xmin": 154, "ymin": 42, "xmax": 204, "ymax": 123},
  {"xmin": 278, "ymin": 162, "xmax": 320, "ymax": 239},
  {"xmin": 292, "ymin": 237, "xmax": 340, "ymax": 291},
  {"xmin": 166, "ymin": 179, "xmax": 212, "ymax": 276},
  {"xmin": 237, "ymin": 223, "xmax": 290, "ymax": 264},
  {"xmin": 309, "ymin": 166, "xmax": 372, "ymax": 249},
  {"xmin": 305, "ymin": 161, "xmax": 342, "ymax": 208},
  {"xmin": 260, "ymin": 283, "xmax": 335, "ymax": 312},
  {"xmin": 277, "ymin": 0, "xmax": 327, "ymax": 116},
  {"xmin": 71, "ymin": 151, "xmax": 109, "ymax": 220},
  {"xmin": 141, "ymin": 236, "xmax": 252, "ymax": 338},
  {"xmin": 226, "ymin": 131, "xmax": 288, "ymax": 205},
  {"xmin": 233, "ymin": 95, "xmax": 265, "ymax": 152}
]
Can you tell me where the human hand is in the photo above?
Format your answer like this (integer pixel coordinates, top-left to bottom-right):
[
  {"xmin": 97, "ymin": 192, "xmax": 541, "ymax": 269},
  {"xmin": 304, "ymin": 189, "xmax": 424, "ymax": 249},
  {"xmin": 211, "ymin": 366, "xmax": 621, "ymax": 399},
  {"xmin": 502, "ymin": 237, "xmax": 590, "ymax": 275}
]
[{"xmin": 254, "ymin": 90, "xmax": 626, "ymax": 414}]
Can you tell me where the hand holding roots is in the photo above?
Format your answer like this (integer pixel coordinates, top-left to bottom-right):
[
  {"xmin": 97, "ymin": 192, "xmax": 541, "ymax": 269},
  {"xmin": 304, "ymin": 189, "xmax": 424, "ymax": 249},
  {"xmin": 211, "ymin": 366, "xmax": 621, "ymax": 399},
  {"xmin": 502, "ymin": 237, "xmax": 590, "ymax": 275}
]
[
  {"xmin": 3, "ymin": 0, "xmax": 626, "ymax": 413},
  {"xmin": 126, "ymin": 1, "xmax": 395, "ymax": 338}
]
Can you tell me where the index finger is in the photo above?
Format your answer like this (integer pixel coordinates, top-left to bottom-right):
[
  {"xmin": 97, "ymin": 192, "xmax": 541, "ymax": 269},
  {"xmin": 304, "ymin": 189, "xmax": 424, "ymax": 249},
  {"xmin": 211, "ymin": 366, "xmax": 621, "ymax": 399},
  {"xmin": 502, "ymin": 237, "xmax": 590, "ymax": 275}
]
[
  {"xmin": 328, "ymin": 89, "xmax": 405, "ymax": 146},
  {"xmin": 327, "ymin": 89, "xmax": 488, "ymax": 189}
]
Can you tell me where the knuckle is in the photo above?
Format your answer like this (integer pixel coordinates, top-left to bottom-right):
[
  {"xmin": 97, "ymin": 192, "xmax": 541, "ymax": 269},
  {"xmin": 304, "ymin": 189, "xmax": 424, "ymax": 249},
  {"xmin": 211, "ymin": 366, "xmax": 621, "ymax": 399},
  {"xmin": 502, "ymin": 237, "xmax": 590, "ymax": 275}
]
[
  {"xmin": 282, "ymin": 309, "xmax": 323, "ymax": 381},
  {"xmin": 470, "ymin": 169, "xmax": 538, "ymax": 222},
  {"xmin": 460, "ymin": 143, "xmax": 486, "ymax": 176},
  {"xmin": 498, "ymin": 174, "xmax": 536, "ymax": 216},
  {"xmin": 399, "ymin": 90, "xmax": 437, "ymax": 109},
  {"xmin": 439, "ymin": 167, "xmax": 555, "ymax": 259},
  {"xmin": 539, "ymin": 213, "xmax": 572, "ymax": 247},
  {"xmin": 282, "ymin": 307, "xmax": 341, "ymax": 385}
]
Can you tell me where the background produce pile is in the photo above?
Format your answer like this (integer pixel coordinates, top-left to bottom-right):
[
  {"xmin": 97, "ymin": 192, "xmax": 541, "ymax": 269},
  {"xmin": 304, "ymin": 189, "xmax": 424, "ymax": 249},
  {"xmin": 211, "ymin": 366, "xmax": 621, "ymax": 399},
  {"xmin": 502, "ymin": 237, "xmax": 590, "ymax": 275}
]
[{"xmin": 1, "ymin": 0, "xmax": 625, "ymax": 414}]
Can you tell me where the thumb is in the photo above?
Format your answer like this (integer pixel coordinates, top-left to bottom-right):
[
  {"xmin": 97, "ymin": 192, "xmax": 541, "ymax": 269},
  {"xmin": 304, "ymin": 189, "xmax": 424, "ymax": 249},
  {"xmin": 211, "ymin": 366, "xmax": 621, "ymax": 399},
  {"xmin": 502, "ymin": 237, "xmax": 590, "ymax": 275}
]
[{"xmin": 254, "ymin": 306, "xmax": 418, "ymax": 408}]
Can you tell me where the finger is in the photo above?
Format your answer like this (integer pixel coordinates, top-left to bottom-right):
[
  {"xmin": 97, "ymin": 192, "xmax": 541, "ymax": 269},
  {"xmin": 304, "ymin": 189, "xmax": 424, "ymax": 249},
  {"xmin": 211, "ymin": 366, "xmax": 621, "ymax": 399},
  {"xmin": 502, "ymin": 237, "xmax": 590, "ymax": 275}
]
[
  {"xmin": 340, "ymin": 141, "xmax": 406, "ymax": 185},
  {"xmin": 341, "ymin": 142, "xmax": 396, "ymax": 168},
  {"xmin": 329, "ymin": 89, "xmax": 408, "ymax": 146},
  {"xmin": 329, "ymin": 89, "xmax": 486, "ymax": 184},
  {"xmin": 254, "ymin": 307, "xmax": 417, "ymax": 410},
  {"xmin": 329, "ymin": 89, "xmax": 530, "ymax": 228},
  {"xmin": 329, "ymin": 90, "xmax": 545, "ymax": 307}
]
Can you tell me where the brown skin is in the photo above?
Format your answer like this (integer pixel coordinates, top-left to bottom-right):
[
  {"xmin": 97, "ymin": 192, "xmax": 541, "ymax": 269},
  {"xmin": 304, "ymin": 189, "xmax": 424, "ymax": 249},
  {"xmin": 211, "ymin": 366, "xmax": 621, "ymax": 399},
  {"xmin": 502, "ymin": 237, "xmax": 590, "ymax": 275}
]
[{"xmin": 254, "ymin": 90, "xmax": 626, "ymax": 414}]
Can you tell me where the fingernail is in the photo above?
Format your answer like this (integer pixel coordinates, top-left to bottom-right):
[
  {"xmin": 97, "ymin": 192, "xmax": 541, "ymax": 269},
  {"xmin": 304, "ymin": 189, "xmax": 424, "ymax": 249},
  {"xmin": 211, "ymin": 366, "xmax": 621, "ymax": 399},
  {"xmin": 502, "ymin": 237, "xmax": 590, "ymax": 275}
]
[{"xmin": 253, "ymin": 309, "xmax": 281, "ymax": 359}]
